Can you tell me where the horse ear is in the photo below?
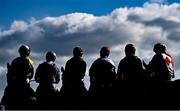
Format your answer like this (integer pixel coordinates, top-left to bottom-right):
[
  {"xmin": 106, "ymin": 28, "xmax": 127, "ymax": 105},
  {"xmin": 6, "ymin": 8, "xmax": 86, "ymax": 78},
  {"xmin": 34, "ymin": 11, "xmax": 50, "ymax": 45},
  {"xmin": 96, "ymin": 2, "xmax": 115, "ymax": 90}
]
[
  {"xmin": 61, "ymin": 67, "xmax": 65, "ymax": 73},
  {"xmin": 7, "ymin": 63, "xmax": 10, "ymax": 69}
]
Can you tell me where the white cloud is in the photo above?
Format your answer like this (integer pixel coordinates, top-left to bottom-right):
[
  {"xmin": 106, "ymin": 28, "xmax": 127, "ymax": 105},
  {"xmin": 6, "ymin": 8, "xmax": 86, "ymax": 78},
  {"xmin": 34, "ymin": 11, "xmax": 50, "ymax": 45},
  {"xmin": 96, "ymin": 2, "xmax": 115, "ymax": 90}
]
[{"xmin": 10, "ymin": 21, "xmax": 28, "ymax": 31}]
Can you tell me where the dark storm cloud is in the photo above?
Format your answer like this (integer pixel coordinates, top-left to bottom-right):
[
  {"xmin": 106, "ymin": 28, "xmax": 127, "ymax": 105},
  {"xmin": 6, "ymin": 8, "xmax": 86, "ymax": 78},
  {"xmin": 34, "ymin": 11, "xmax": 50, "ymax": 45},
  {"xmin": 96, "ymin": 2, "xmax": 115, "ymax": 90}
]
[
  {"xmin": 127, "ymin": 14, "xmax": 143, "ymax": 23},
  {"xmin": 143, "ymin": 18, "xmax": 180, "ymax": 31},
  {"xmin": 0, "ymin": 51, "xmax": 15, "ymax": 65},
  {"xmin": 128, "ymin": 15, "xmax": 180, "ymax": 30},
  {"xmin": 20, "ymin": 14, "xmax": 133, "ymax": 56},
  {"xmin": 167, "ymin": 30, "xmax": 180, "ymax": 41}
]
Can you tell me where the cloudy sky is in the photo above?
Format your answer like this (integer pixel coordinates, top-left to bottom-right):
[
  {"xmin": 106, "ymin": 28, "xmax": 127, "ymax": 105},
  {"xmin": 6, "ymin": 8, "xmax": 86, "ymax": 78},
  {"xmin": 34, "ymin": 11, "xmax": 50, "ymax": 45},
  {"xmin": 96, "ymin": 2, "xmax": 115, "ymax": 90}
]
[{"xmin": 1, "ymin": 0, "xmax": 180, "ymax": 98}]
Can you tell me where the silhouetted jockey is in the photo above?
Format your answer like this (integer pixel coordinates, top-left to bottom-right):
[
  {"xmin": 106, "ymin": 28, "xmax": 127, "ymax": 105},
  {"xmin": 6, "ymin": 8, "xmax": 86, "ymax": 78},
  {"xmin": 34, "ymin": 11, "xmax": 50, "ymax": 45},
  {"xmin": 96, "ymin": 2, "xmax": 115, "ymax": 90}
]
[
  {"xmin": 35, "ymin": 51, "xmax": 60, "ymax": 108},
  {"xmin": 115, "ymin": 44, "xmax": 145, "ymax": 103},
  {"xmin": 116, "ymin": 44, "xmax": 145, "ymax": 81},
  {"xmin": 143, "ymin": 43, "xmax": 175, "ymax": 104},
  {"xmin": 0, "ymin": 45, "xmax": 35, "ymax": 110},
  {"xmin": 60, "ymin": 47, "xmax": 87, "ymax": 98},
  {"xmin": 143, "ymin": 43, "xmax": 175, "ymax": 81},
  {"xmin": 89, "ymin": 46, "xmax": 116, "ymax": 97}
]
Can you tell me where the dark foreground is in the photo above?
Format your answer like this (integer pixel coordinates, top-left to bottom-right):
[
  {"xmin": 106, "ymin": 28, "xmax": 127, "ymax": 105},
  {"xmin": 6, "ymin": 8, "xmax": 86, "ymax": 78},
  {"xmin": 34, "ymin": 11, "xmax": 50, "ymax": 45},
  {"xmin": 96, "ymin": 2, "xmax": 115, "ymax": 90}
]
[{"xmin": 1, "ymin": 79, "xmax": 180, "ymax": 110}]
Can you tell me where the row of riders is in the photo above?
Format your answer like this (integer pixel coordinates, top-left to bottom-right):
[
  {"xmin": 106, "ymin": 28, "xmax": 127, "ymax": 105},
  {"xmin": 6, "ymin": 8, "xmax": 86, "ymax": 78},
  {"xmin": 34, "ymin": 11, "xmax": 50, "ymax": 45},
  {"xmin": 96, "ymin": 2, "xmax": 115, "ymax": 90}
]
[{"xmin": 0, "ymin": 43, "xmax": 178, "ymax": 109}]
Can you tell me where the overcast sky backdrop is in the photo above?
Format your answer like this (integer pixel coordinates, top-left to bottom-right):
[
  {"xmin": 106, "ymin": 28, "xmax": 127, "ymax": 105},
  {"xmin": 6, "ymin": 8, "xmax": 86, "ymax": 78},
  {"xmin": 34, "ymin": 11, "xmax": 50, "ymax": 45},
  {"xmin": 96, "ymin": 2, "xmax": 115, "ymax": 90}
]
[{"xmin": 1, "ymin": 0, "xmax": 180, "ymax": 98}]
